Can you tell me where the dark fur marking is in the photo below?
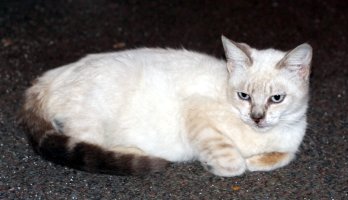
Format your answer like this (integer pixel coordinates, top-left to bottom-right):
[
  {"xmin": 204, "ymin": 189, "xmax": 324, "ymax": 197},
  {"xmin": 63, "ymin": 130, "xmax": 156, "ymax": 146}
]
[
  {"xmin": 68, "ymin": 142, "xmax": 169, "ymax": 175},
  {"xmin": 39, "ymin": 134, "xmax": 71, "ymax": 165}
]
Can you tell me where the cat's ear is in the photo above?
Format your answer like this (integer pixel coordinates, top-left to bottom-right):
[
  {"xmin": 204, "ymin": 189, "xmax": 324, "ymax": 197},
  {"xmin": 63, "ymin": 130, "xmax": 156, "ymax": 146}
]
[
  {"xmin": 221, "ymin": 35, "xmax": 252, "ymax": 74},
  {"xmin": 278, "ymin": 43, "xmax": 312, "ymax": 81}
]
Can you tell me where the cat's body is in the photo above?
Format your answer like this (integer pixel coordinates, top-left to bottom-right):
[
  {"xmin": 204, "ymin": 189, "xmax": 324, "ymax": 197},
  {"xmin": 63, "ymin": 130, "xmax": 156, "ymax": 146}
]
[{"xmin": 20, "ymin": 36, "xmax": 312, "ymax": 176}]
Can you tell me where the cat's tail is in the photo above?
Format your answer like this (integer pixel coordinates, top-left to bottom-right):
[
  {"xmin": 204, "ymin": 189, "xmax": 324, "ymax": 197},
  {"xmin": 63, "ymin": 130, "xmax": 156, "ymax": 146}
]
[{"xmin": 18, "ymin": 89, "xmax": 169, "ymax": 175}]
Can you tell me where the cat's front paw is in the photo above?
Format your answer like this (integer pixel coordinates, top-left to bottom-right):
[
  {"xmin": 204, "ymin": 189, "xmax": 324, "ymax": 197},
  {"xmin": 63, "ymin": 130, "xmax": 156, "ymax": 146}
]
[
  {"xmin": 202, "ymin": 155, "xmax": 246, "ymax": 177},
  {"xmin": 246, "ymin": 152, "xmax": 295, "ymax": 172}
]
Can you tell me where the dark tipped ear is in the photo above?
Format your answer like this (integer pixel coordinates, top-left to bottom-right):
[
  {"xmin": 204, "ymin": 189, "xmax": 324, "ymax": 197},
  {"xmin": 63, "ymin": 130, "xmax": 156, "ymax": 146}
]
[
  {"xmin": 221, "ymin": 35, "xmax": 252, "ymax": 74},
  {"xmin": 278, "ymin": 43, "xmax": 313, "ymax": 80}
]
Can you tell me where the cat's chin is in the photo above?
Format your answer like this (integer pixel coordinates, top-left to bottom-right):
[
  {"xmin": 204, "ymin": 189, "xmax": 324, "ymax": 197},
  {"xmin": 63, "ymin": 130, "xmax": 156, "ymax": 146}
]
[{"xmin": 250, "ymin": 123, "xmax": 274, "ymax": 132}]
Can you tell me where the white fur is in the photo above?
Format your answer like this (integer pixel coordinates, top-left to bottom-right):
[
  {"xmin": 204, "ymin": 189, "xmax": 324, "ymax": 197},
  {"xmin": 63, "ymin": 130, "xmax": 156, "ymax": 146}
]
[{"xmin": 27, "ymin": 37, "xmax": 311, "ymax": 176}]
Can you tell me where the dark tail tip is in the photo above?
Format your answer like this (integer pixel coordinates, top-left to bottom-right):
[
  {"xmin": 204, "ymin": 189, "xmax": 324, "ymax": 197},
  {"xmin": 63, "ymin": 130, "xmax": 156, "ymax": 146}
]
[
  {"xmin": 36, "ymin": 134, "xmax": 169, "ymax": 175},
  {"xmin": 65, "ymin": 139, "xmax": 171, "ymax": 175}
]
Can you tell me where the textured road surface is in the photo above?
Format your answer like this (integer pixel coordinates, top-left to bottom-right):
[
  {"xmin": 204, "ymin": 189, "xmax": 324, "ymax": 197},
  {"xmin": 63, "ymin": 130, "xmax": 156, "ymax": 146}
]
[{"xmin": 1, "ymin": 0, "xmax": 347, "ymax": 199}]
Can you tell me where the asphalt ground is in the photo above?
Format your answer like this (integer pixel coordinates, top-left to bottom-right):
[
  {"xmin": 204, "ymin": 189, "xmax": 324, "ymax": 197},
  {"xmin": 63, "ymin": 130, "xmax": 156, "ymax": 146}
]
[{"xmin": 0, "ymin": 0, "xmax": 347, "ymax": 199}]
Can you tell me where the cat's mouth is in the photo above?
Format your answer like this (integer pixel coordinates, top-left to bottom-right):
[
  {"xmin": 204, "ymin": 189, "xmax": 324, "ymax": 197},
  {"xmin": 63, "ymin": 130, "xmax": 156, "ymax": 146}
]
[
  {"xmin": 251, "ymin": 121, "xmax": 272, "ymax": 131},
  {"xmin": 256, "ymin": 124, "xmax": 270, "ymax": 130}
]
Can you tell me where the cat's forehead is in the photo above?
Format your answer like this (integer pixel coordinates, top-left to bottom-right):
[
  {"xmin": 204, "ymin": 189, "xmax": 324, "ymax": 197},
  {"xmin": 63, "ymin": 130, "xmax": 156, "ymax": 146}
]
[
  {"xmin": 233, "ymin": 73, "xmax": 286, "ymax": 91},
  {"xmin": 245, "ymin": 78, "xmax": 288, "ymax": 95},
  {"xmin": 242, "ymin": 49, "xmax": 288, "ymax": 87},
  {"xmin": 230, "ymin": 48, "xmax": 295, "ymax": 93},
  {"xmin": 249, "ymin": 49, "xmax": 286, "ymax": 72}
]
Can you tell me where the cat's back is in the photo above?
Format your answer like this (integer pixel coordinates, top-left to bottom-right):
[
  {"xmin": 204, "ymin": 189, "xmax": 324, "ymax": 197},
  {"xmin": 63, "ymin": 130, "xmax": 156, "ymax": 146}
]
[
  {"xmin": 37, "ymin": 48, "xmax": 227, "ymax": 99},
  {"xmin": 38, "ymin": 48, "xmax": 223, "ymax": 83},
  {"xmin": 85, "ymin": 47, "xmax": 215, "ymax": 64},
  {"xmin": 80, "ymin": 47, "xmax": 224, "ymax": 74}
]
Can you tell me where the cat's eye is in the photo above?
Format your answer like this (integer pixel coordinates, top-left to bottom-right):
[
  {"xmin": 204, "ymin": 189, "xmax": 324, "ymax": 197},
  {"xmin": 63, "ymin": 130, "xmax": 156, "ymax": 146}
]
[
  {"xmin": 270, "ymin": 94, "xmax": 286, "ymax": 103},
  {"xmin": 237, "ymin": 92, "xmax": 251, "ymax": 101}
]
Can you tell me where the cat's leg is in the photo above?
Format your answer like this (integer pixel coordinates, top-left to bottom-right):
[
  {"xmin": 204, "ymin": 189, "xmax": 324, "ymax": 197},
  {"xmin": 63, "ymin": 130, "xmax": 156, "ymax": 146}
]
[
  {"xmin": 185, "ymin": 98, "xmax": 246, "ymax": 177},
  {"xmin": 246, "ymin": 152, "xmax": 295, "ymax": 172},
  {"xmin": 190, "ymin": 127, "xmax": 246, "ymax": 177}
]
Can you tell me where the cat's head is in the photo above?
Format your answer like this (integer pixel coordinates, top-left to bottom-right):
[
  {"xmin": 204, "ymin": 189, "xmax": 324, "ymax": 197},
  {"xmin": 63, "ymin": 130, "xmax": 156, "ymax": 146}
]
[{"xmin": 221, "ymin": 36, "xmax": 312, "ymax": 132}]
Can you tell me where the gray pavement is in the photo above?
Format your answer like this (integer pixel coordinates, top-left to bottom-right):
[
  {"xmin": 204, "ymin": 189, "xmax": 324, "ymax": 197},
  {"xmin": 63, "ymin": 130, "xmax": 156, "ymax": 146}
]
[{"xmin": 0, "ymin": 0, "xmax": 347, "ymax": 199}]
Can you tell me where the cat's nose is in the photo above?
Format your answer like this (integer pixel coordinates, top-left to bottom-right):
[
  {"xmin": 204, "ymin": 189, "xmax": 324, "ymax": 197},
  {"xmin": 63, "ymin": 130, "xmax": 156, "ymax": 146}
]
[{"xmin": 251, "ymin": 113, "xmax": 265, "ymax": 124}]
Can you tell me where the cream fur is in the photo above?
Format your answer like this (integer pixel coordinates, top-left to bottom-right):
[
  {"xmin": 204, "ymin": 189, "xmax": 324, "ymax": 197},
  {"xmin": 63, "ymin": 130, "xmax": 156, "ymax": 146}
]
[{"xmin": 24, "ymin": 36, "xmax": 312, "ymax": 176}]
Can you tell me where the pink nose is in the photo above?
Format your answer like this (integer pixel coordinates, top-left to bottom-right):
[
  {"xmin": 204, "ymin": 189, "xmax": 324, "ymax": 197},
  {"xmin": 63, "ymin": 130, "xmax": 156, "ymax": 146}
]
[{"xmin": 251, "ymin": 113, "xmax": 265, "ymax": 124}]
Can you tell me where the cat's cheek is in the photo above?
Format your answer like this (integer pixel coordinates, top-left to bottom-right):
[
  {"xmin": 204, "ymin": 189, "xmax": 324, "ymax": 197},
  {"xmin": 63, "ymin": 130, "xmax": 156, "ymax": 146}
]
[
  {"xmin": 264, "ymin": 110, "xmax": 282, "ymax": 126},
  {"xmin": 233, "ymin": 105, "xmax": 252, "ymax": 124},
  {"xmin": 264, "ymin": 117, "xmax": 279, "ymax": 127},
  {"xmin": 240, "ymin": 114, "xmax": 252, "ymax": 125}
]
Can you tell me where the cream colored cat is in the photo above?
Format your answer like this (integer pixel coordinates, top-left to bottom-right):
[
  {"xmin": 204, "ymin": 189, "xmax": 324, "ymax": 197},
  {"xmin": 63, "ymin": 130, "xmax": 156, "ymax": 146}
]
[{"xmin": 20, "ymin": 36, "xmax": 312, "ymax": 176}]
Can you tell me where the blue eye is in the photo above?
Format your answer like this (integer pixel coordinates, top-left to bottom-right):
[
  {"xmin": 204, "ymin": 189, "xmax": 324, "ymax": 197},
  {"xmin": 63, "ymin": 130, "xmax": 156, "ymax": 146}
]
[
  {"xmin": 270, "ymin": 94, "xmax": 286, "ymax": 103},
  {"xmin": 237, "ymin": 92, "xmax": 250, "ymax": 101}
]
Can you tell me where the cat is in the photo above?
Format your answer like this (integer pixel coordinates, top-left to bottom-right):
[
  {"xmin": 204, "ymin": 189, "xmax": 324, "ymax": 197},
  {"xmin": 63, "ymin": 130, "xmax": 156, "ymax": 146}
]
[{"xmin": 19, "ymin": 36, "xmax": 312, "ymax": 176}]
